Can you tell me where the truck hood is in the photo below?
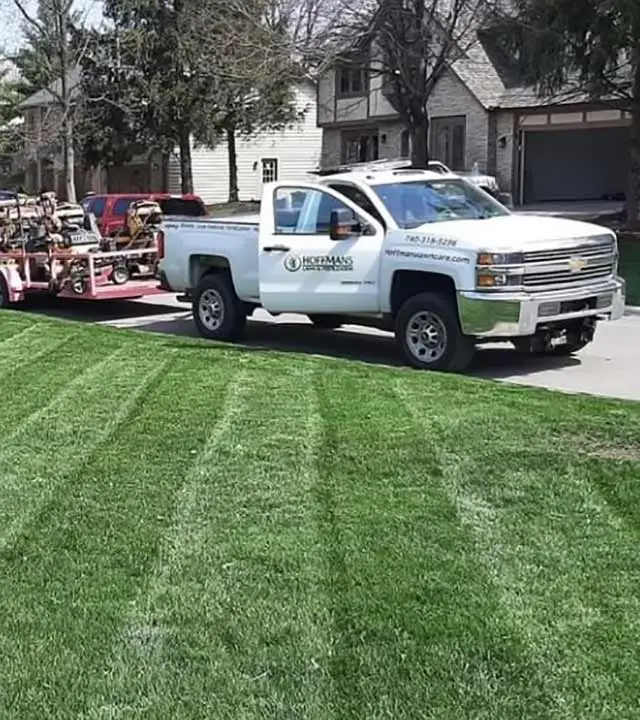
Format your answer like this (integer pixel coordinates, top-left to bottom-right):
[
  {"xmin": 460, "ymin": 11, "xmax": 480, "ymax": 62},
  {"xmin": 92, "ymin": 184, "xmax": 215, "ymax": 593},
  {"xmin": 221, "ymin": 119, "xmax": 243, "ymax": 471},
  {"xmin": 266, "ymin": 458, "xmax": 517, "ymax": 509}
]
[{"xmin": 412, "ymin": 214, "xmax": 613, "ymax": 250}]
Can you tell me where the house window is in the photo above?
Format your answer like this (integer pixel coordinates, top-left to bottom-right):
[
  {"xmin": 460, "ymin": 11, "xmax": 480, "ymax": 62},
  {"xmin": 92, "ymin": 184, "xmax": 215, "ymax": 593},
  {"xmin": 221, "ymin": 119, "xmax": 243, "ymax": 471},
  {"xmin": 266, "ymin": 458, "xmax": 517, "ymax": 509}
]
[
  {"xmin": 336, "ymin": 65, "xmax": 366, "ymax": 97},
  {"xmin": 261, "ymin": 158, "xmax": 278, "ymax": 184},
  {"xmin": 431, "ymin": 116, "xmax": 466, "ymax": 171},
  {"xmin": 341, "ymin": 131, "xmax": 379, "ymax": 164}
]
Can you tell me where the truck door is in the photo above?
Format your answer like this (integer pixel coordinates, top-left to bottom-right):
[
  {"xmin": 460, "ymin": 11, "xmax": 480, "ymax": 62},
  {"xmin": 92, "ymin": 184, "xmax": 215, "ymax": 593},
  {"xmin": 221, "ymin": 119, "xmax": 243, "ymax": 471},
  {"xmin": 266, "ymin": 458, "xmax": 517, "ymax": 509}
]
[{"xmin": 258, "ymin": 182, "xmax": 384, "ymax": 314}]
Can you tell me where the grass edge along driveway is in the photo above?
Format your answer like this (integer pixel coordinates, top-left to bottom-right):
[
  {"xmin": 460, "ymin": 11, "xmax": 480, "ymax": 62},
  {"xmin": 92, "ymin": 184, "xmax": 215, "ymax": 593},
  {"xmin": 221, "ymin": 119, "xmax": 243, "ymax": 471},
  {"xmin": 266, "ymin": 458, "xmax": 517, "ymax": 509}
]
[{"xmin": 0, "ymin": 310, "xmax": 638, "ymax": 720}]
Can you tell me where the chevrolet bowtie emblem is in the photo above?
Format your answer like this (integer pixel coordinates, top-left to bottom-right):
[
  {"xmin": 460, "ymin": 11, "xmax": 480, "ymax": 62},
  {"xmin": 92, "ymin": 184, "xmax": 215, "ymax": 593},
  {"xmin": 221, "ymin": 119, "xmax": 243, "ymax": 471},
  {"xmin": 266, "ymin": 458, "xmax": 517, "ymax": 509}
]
[{"xmin": 568, "ymin": 256, "xmax": 587, "ymax": 272}]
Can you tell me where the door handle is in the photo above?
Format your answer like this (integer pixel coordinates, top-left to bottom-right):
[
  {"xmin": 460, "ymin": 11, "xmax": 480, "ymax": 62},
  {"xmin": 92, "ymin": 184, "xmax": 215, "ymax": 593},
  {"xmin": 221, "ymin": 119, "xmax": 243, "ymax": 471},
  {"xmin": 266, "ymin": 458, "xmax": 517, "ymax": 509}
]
[{"xmin": 263, "ymin": 244, "xmax": 291, "ymax": 252}]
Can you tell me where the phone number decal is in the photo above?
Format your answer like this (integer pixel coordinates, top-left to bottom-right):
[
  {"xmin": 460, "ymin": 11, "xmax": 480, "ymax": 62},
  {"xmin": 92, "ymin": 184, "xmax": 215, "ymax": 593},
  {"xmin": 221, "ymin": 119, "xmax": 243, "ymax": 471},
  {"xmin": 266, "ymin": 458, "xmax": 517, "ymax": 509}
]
[{"xmin": 405, "ymin": 234, "xmax": 457, "ymax": 248}]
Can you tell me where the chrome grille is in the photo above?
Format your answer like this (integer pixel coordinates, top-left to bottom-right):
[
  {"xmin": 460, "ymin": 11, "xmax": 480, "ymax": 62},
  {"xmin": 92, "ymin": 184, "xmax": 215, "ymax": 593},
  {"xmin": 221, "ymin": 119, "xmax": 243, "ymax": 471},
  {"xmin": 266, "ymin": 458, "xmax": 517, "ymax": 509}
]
[
  {"xmin": 522, "ymin": 236, "xmax": 616, "ymax": 290},
  {"xmin": 523, "ymin": 237, "xmax": 614, "ymax": 264}
]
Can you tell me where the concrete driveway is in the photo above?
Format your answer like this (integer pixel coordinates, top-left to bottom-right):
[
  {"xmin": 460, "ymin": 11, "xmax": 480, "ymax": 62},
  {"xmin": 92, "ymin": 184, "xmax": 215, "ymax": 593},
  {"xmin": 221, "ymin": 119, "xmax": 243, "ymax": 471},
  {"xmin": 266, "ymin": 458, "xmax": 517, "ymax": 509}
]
[{"xmin": 23, "ymin": 292, "xmax": 640, "ymax": 402}]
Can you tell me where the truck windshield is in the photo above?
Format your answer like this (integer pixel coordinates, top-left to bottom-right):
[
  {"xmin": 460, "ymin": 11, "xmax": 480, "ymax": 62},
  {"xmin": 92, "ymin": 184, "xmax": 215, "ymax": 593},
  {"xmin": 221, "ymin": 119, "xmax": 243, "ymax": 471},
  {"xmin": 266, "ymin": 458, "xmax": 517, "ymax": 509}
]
[{"xmin": 373, "ymin": 179, "xmax": 509, "ymax": 229}]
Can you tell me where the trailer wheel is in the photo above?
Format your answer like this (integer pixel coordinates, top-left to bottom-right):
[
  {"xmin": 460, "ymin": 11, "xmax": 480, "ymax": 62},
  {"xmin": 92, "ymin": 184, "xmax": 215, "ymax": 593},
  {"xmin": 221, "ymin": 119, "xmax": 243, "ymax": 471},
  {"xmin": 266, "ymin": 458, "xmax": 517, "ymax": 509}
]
[
  {"xmin": 193, "ymin": 272, "xmax": 246, "ymax": 341},
  {"xmin": 111, "ymin": 264, "xmax": 130, "ymax": 285},
  {"xmin": 395, "ymin": 292, "xmax": 475, "ymax": 372},
  {"xmin": 0, "ymin": 273, "xmax": 10, "ymax": 308}
]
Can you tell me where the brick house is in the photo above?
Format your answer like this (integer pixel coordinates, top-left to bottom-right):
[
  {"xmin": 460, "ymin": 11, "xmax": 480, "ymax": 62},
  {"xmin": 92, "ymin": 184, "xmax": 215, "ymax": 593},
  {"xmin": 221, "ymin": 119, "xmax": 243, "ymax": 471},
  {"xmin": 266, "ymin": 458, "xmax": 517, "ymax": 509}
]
[{"xmin": 317, "ymin": 30, "xmax": 631, "ymax": 206}]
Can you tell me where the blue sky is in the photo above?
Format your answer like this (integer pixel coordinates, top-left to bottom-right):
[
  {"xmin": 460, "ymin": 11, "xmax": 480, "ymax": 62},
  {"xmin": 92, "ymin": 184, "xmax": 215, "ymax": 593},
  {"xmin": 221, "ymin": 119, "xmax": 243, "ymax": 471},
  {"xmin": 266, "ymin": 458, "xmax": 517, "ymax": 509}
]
[{"xmin": 1, "ymin": 0, "xmax": 105, "ymax": 54}]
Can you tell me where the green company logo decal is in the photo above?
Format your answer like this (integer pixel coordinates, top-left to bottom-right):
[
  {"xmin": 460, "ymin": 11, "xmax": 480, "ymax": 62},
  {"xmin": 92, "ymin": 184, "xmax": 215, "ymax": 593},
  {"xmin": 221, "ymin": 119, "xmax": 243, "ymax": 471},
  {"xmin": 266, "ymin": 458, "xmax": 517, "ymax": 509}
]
[{"xmin": 283, "ymin": 253, "xmax": 354, "ymax": 272}]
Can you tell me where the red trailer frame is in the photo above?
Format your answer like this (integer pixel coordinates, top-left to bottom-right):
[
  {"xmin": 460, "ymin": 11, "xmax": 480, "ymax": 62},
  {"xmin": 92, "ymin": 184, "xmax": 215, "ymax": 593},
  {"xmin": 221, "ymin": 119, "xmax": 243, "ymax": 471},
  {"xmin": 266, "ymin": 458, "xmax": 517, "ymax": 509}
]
[{"xmin": 0, "ymin": 246, "xmax": 166, "ymax": 305}]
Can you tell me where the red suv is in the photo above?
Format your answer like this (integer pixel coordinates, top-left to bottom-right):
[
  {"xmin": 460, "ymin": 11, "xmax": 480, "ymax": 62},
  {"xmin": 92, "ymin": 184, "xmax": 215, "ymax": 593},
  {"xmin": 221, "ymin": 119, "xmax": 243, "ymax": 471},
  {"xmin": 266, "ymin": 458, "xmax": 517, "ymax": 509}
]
[{"xmin": 80, "ymin": 193, "xmax": 208, "ymax": 236}]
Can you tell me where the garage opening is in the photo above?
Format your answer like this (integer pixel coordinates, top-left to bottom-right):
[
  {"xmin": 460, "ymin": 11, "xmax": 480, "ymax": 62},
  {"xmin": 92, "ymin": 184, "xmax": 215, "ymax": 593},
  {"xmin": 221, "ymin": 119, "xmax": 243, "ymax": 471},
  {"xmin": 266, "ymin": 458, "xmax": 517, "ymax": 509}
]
[{"xmin": 522, "ymin": 126, "xmax": 629, "ymax": 204}]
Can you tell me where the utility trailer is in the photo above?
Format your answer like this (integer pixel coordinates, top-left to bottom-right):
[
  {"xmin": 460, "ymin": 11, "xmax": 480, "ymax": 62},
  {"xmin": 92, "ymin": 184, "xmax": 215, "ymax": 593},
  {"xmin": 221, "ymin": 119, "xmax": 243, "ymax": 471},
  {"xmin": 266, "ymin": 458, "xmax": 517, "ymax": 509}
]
[
  {"xmin": 0, "ymin": 192, "xmax": 166, "ymax": 309},
  {"xmin": 0, "ymin": 246, "xmax": 165, "ymax": 307}
]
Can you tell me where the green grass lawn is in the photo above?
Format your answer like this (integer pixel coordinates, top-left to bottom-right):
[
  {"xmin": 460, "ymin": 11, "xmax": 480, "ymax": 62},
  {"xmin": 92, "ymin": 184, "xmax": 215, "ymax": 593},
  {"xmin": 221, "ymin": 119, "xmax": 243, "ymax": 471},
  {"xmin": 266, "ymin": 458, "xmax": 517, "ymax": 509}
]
[
  {"xmin": 0, "ymin": 311, "xmax": 639, "ymax": 719},
  {"xmin": 619, "ymin": 239, "xmax": 640, "ymax": 305}
]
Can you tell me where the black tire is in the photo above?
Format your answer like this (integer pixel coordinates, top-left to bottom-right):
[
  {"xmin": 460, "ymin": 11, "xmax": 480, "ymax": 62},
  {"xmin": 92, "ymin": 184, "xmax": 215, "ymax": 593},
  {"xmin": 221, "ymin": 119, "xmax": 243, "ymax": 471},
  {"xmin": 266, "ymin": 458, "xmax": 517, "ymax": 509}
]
[
  {"xmin": 110, "ymin": 264, "xmax": 130, "ymax": 285},
  {"xmin": 0, "ymin": 273, "xmax": 10, "ymax": 308},
  {"xmin": 307, "ymin": 314, "xmax": 343, "ymax": 330},
  {"xmin": 395, "ymin": 292, "xmax": 475, "ymax": 372},
  {"xmin": 192, "ymin": 272, "xmax": 246, "ymax": 341}
]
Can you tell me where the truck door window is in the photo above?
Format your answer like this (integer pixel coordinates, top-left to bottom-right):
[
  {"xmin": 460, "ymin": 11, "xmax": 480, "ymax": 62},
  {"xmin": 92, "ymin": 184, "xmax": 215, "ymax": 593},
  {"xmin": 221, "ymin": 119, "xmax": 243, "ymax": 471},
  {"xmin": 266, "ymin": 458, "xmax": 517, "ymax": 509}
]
[
  {"xmin": 273, "ymin": 187, "xmax": 364, "ymax": 236},
  {"xmin": 327, "ymin": 183, "xmax": 386, "ymax": 228}
]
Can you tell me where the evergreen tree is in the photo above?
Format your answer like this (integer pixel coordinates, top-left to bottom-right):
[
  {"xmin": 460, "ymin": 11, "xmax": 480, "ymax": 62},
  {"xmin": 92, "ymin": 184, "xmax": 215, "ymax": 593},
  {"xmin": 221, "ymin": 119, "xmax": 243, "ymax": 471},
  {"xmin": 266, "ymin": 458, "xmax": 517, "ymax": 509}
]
[
  {"xmin": 13, "ymin": 0, "xmax": 82, "ymax": 94},
  {"xmin": 498, "ymin": 0, "xmax": 640, "ymax": 226}
]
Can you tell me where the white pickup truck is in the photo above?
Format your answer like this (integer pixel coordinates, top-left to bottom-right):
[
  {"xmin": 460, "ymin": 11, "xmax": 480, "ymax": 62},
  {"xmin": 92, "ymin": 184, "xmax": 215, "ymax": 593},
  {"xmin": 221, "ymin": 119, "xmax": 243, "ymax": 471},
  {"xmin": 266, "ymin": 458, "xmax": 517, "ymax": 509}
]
[{"xmin": 157, "ymin": 164, "xmax": 625, "ymax": 372}]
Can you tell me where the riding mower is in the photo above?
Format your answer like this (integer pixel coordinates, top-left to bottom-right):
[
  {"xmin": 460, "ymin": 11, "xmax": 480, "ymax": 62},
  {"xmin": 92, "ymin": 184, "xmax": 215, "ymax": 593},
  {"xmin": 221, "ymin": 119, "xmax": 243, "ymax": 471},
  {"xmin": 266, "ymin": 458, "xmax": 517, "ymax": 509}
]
[
  {"xmin": 13, "ymin": 191, "xmax": 107, "ymax": 295},
  {"xmin": 101, "ymin": 199, "xmax": 163, "ymax": 285}
]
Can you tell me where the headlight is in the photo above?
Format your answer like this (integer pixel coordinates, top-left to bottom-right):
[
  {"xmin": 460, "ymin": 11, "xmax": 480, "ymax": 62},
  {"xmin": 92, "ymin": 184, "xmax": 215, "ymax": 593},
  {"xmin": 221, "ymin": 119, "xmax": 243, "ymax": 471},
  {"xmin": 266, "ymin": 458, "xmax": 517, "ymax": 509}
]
[
  {"xmin": 477, "ymin": 251, "xmax": 524, "ymax": 266},
  {"xmin": 476, "ymin": 269, "xmax": 523, "ymax": 288}
]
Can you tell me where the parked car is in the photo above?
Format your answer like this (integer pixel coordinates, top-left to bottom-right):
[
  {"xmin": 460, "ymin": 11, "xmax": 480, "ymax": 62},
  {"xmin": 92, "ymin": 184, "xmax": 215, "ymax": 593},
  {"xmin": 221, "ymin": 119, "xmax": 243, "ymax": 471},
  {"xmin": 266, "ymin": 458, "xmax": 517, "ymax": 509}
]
[
  {"xmin": 80, "ymin": 193, "xmax": 207, "ymax": 237},
  {"xmin": 426, "ymin": 160, "xmax": 501, "ymax": 197},
  {"xmin": 157, "ymin": 160, "xmax": 624, "ymax": 373}
]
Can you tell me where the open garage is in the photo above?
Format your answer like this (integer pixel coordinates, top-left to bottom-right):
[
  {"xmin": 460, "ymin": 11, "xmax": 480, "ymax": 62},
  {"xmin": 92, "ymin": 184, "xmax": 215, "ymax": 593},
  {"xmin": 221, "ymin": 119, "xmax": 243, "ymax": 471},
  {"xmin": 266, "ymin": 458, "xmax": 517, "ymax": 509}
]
[{"xmin": 517, "ymin": 110, "xmax": 630, "ymax": 205}]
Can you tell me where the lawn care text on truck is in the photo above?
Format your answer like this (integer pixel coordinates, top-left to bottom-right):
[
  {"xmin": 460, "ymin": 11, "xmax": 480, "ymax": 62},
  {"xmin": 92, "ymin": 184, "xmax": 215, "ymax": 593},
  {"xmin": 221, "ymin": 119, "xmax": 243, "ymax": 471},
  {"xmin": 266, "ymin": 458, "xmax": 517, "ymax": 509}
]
[{"xmin": 157, "ymin": 162, "xmax": 625, "ymax": 372}]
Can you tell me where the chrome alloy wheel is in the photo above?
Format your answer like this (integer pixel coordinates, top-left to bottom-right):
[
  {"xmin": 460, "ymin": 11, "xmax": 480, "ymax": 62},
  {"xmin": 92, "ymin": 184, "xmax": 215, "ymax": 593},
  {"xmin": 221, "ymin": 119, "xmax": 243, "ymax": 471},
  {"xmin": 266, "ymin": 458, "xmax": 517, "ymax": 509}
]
[
  {"xmin": 198, "ymin": 288, "xmax": 225, "ymax": 332},
  {"xmin": 405, "ymin": 310, "xmax": 448, "ymax": 364}
]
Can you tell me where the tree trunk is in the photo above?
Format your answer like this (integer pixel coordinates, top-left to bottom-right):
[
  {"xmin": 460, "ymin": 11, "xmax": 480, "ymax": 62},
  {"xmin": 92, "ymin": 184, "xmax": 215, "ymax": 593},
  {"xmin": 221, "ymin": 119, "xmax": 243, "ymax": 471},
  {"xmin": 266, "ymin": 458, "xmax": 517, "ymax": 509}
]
[
  {"xmin": 409, "ymin": 119, "xmax": 429, "ymax": 168},
  {"xmin": 628, "ymin": 111, "xmax": 640, "ymax": 230},
  {"xmin": 57, "ymin": 12, "xmax": 75, "ymax": 203},
  {"xmin": 627, "ymin": 52, "xmax": 640, "ymax": 230},
  {"xmin": 178, "ymin": 126, "xmax": 194, "ymax": 194},
  {"xmin": 227, "ymin": 123, "xmax": 239, "ymax": 203},
  {"xmin": 62, "ymin": 113, "xmax": 76, "ymax": 203}
]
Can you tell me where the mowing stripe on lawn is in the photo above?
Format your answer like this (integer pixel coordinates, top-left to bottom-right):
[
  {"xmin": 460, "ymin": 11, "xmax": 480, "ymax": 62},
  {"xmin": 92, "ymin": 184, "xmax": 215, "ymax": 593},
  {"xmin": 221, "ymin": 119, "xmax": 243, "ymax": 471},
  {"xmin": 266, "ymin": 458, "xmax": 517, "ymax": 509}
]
[
  {"xmin": 0, "ymin": 347, "xmax": 167, "ymax": 554},
  {"xmin": 0, "ymin": 354, "xmax": 237, "ymax": 720},
  {"xmin": 0, "ymin": 314, "xmax": 36, "ymax": 342},
  {"xmin": 314, "ymin": 367, "xmax": 555, "ymax": 720},
  {"xmin": 83, "ymin": 359, "xmax": 333, "ymax": 720},
  {"xmin": 400, "ymin": 384, "xmax": 640, "ymax": 718},
  {"xmin": 0, "ymin": 322, "xmax": 77, "ymax": 381},
  {"xmin": 0, "ymin": 333, "xmax": 123, "ymax": 435},
  {"xmin": 82, "ymin": 366, "xmax": 253, "ymax": 720}
]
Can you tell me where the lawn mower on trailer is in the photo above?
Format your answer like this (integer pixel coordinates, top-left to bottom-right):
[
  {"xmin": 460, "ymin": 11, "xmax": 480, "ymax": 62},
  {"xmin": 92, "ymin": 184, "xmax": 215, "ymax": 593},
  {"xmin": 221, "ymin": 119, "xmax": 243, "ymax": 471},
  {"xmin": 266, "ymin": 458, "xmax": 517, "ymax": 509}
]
[
  {"xmin": 100, "ymin": 199, "xmax": 163, "ymax": 285},
  {"xmin": 0, "ymin": 191, "xmax": 165, "ymax": 307}
]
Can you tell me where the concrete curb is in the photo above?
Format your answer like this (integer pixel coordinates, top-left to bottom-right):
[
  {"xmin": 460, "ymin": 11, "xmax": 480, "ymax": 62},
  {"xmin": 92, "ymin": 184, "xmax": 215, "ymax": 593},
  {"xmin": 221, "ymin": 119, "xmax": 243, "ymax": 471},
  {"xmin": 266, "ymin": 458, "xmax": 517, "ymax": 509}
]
[{"xmin": 625, "ymin": 306, "xmax": 640, "ymax": 316}]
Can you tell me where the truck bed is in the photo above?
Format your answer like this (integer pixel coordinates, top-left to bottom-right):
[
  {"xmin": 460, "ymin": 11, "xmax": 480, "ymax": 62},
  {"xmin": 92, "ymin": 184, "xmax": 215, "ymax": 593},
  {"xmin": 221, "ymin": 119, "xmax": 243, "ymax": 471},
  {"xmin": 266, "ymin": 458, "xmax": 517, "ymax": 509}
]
[{"xmin": 161, "ymin": 216, "xmax": 261, "ymax": 299}]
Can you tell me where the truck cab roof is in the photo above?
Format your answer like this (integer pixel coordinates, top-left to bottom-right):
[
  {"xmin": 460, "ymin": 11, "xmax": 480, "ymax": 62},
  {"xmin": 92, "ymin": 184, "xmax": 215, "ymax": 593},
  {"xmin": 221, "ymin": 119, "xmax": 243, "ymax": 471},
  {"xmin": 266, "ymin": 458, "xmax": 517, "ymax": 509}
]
[
  {"xmin": 312, "ymin": 158, "xmax": 457, "ymax": 187},
  {"xmin": 319, "ymin": 168, "xmax": 452, "ymax": 187}
]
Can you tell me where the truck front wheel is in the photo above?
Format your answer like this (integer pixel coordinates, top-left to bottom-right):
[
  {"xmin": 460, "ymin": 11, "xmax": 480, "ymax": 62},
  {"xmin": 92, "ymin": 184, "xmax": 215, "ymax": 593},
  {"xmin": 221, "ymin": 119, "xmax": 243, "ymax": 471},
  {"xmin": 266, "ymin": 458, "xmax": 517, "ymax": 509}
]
[
  {"xmin": 193, "ymin": 273, "xmax": 246, "ymax": 341},
  {"xmin": 395, "ymin": 292, "xmax": 475, "ymax": 372}
]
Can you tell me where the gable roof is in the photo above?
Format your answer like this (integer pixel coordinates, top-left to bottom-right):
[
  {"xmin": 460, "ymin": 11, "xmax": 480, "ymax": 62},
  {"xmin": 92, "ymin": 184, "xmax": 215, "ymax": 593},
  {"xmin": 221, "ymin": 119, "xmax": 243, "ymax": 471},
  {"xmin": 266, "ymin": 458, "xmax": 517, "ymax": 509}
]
[
  {"xmin": 342, "ymin": 1, "xmax": 595, "ymax": 112},
  {"xmin": 19, "ymin": 66, "xmax": 81, "ymax": 109},
  {"xmin": 448, "ymin": 33, "xmax": 507, "ymax": 109}
]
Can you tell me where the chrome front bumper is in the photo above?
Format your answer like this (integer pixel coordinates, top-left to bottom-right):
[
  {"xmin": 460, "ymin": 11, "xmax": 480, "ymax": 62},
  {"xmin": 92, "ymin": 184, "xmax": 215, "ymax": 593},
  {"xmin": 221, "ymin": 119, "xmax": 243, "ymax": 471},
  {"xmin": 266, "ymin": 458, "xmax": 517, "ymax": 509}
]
[{"xmin": 457, "ymin": 276, "xmax": 626, "ymax": 338}]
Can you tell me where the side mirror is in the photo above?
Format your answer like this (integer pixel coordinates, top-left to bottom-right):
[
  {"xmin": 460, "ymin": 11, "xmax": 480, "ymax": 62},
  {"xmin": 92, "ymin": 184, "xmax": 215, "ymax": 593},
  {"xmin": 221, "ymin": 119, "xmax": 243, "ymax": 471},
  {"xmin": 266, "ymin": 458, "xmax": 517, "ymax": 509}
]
[{"xmin": 329, "ymin": 208, "xmax": 360, "ymax": 241}]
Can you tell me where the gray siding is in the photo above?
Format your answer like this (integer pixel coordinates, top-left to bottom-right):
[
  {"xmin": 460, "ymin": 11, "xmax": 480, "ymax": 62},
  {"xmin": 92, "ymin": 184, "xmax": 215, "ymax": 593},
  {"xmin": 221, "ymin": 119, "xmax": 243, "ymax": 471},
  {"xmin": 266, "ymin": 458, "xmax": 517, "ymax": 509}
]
[
  {"xmin": 427, "ymin": 70, "xmax": 489, "ymax": 173},
  {"xmin": 495, "ymin": 111, "xmax": 515, "ymax": 192}
]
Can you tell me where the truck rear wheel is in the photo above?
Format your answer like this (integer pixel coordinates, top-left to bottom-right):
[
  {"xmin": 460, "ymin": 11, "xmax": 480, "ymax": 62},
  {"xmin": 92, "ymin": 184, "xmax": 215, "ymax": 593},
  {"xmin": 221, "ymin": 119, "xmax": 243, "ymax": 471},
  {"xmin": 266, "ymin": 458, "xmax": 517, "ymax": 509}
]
[
  {"xmin": 395, "ymin": 292, "xmax": 475, "ymax": 372},
  {"xmin": 307, "ymin": 314, "xmax": 343, "ymax": 330},
  {"xmin": 193, "ymin": 273, "xmax": 246, "ymax": 341}
]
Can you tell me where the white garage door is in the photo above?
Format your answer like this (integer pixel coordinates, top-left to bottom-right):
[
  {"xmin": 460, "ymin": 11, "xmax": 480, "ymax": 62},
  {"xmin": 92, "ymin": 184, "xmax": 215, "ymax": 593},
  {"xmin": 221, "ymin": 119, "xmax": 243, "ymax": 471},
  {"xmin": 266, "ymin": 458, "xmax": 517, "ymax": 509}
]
[{"xmin": 522, "ymin": 126, "xmax": 628, "ymax": 203}]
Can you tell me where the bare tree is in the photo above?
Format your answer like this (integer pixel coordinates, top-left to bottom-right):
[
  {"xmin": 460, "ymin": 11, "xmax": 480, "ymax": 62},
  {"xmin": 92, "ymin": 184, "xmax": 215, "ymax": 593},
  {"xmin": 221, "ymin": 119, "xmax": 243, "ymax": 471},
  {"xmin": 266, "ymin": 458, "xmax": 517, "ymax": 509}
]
[
  {"xmin": 3, "ymin": 0, "xmax": 95, "ymax": 201},
  {"xmin": 276, "ymin": 0, "xmax": 494, "ymax": 168}
]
